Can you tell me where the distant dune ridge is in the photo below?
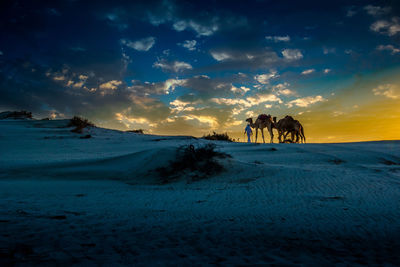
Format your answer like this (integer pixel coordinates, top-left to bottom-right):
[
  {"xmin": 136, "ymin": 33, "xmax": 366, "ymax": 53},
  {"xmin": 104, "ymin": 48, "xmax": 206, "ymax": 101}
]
[{"xmin": 0, "ymin": 117, "xmax": 400, "ymax": 265}]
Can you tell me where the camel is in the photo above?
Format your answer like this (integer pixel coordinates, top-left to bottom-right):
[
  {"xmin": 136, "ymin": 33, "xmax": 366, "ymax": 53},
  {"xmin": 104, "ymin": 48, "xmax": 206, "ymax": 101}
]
[
  {"xmin": 285, "ymin": 120, "xmax": 305, "ymax": 143},
  {"xmin": 273, "ymin": 116, "xmax": 306, "ymax": 143},
  {"xmin": 246, "ymin": 114, "xmax": 274, "ymax": 143}
]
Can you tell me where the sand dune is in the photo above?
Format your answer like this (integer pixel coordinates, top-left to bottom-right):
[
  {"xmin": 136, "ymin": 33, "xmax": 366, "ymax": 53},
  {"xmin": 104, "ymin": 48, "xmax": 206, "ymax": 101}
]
[{"xmin": 1, "ymin": 119, "xmax": 399, "ymax": 265}]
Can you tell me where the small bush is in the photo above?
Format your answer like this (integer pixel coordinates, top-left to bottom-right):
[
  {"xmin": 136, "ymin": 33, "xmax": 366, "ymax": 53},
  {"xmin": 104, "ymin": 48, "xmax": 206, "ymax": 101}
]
[
  {"xmin": 156, "ymin": 144, "xmax": 231, "ymax": 183},
  {"xmin": 68, "ymin": 116, "xmax": 94, "ymax": 133},
  {"xmin": 202, "ymin": 132, "xmax": 233, "ymax": 142},
  {"xmin": 126, "ymin": 129, "xmax": 144, "ymax": 134}
]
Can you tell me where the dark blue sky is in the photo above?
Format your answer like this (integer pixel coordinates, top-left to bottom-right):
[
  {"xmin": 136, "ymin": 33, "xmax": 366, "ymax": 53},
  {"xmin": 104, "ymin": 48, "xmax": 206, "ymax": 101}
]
[{"xmin": 1, "ymin": 0, "xmax": 400, "ymax": 141}]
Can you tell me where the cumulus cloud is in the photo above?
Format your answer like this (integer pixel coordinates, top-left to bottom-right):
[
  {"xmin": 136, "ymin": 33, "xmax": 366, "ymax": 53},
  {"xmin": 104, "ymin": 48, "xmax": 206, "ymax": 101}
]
[
  {"xmin": 169, "ymin": 99, "xmax": 196, "ymax": 112},
  {"xmin": 282, "ymin": 49, "xmax": 303, "ymax": 60},
  {"xmin": 99, "ymin": 80, "xmax": 122, "ymax": 92},
  {"xmin": 272, "ymin": 83, "xmax": 295, "ymax": 96},
  {"xmin": 254, "ymin": 70, "xmax": 279, "ymax": 84},
  {"xmin": 376, "ymin": 44, "xmax": 400, "ymax": 54},
  {"xmin": 265, "ymin": 35, "xmax": 290, "ymax": 42},
  {"xmin": 121, "ymin": 37, "xmax": 156, "ymax": 51},
  {"xmin": 301, "ymin": 69, "xmax": 315, "ymax": 75},
  {"xmin": 364, "ymin": 5, "xmax": 391, "ymax": 16},
  {"xmin": 153, "ymin": 59, "xmax": 192, "ymax": 73},
  {"xmin": 231, "ymin": 85, "xmax": 250, "ymax": 95},
  {"xmin": 211, "ymin": 93, "xmax": 282, "ymax": 108},
  {"xmin": 208, "ymin": 49, "xmax": 281, "ymax": 70},
  {"xmin": 286, "ymin": 95, "xmax": 326, "ymax": 107},
  {"xmin": 370, "ymin": 17, "xmax": 400, "ymax": 36},
  {"xmin": 173, "ymin": 20, "xmax": 218, "ymax": 36},
  {"xmin": 372, "ymin": 84, "xmax": 399, "ymax": 99},
  {"xmin": 211, "ymin": 51, "xmax": 232, "ymax": 61},
  {"xmin": 178, "ymin": 40, "xmax": 197, "ymax": 51}
]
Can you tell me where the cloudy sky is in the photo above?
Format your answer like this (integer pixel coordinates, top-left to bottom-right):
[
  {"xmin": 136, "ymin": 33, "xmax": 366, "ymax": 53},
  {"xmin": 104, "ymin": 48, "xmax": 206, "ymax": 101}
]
[{"xmin": 1, "ymin": 0, "xmax": 400, "ymax": 142}]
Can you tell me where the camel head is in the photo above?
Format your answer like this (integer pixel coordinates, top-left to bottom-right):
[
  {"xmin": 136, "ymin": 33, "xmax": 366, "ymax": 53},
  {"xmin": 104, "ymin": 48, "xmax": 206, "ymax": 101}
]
[{"xmin": 245, "ymin": 118, "xmax": 253, "ymax": 124}]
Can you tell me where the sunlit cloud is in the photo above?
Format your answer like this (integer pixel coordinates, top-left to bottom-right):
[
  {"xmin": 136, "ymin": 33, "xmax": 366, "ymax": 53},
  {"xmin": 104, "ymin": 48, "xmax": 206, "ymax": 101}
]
[
  {"xmin": 273, "ymin": 83, "xmax": 295, "ymax": 96},
  {"xmin": 287, "ymin": 95, "xmax": 326, "ymax": 107},
  {"xmin": 99, "ymin": 80, "xmax": 122, "ymax": 90},
  {"xmin": 182, "ymin": 114, "xmax": 218, "ymax": 127},
  {"xmin": 301, "ymin": 69, "xmax": 315, "ymax": 75},
  {"xmin": 254, "ymin": 70, "xmax": 279, "ymax": 84},
  {"xmin": 372, "ymin": 84, "xmax": 400, "ymax": 99},
  {"xmin": 231, "ymin": 85, "xmax": 250, "ymax": 95}
]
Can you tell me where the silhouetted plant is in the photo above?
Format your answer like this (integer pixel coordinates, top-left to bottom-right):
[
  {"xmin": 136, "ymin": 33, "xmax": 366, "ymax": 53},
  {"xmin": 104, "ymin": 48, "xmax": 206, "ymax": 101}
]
[
  {"xmin": 202, "ymin": 132, "xmax": 233, "ymax": 142},
  {"xmin": 156, "ymin": 144, "xmax": 231, "ymax": 183},
  {"xmin": 126, "ymin": 129, "xmax": 144, "ymax": 134},
  {"xmin": 68, "ymin": 116, "xmax": 94, "ymax": 133}
]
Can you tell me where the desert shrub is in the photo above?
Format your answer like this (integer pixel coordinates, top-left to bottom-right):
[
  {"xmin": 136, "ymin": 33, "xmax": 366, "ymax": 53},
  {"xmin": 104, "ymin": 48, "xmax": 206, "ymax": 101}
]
[
  {"xmin": 156, "ymin": 144, "xmax": 231, "ymax": 183},
  {"xmin": 202, "ymin": 131, "xmax": 233, "ymax": 142},
  {"xmin": 126, "ymin": 129, "xmax": 144, "ymax": 134},
  {"xmin": 68, "ymin": 116, "xmax": 94, "ymax": 133}
]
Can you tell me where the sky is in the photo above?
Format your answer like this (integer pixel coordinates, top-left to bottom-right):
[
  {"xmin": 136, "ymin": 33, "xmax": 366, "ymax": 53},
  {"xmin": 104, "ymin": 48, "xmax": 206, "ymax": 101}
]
[{"xmin": 1, "ymin": 0, "xmax": 400, "ymax": 142}]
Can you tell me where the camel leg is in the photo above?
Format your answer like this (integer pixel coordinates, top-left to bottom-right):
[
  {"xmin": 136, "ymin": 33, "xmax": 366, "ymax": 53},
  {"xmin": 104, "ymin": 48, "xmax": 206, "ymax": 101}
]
[
  {"xmin": 255, "ymin": 128, "xmax": 258, "ymax": 143},
  {"xmin": 261, "ymin": 128, "xmax": 265, "ymax": 143},
  {"xmin": 283, "ymin": 131, "xmax": 290, "ymax": 141},
  {"xmin": 268, "ymin": 125, "xmax": 274, "ymax": 143}
]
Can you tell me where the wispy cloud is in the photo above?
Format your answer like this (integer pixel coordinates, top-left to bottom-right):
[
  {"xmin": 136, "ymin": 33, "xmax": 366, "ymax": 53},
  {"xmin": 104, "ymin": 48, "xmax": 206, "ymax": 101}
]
[
  {"xmin": 287, "ymin": 95, "xmax": 326, "ymax": 107},
  {"xmin": 370, "ymin": 17, "xmax": 400, "ymax": 36},
  {"xmin": 364, "ymin": 5, "xmax": 391, "ymax": 16},
  {"xmin": 153, "ymin": 59, "xmax": 193, "ymax": 72},
  {"xmin": 376, "ymin": 44, "xmax": 400, "ymax": 54},
  {"xmin": 282, "ymin": 49, "xmax": 303, "ymax": 60},
  {"xmin": 173, "ymin": 20, "xmax": 218, "ymax": 36},
  {"xmin": 210, "ymin": 51, "xmax": 232, "ymax": 61},
  {"xmin": 254, "ymin": 70, "xmax": 279, "ymax": 84},
  {"xmin": 178, "ymin": 40, "xmax": 197, "ymax": 51},
  {"xmin": 121, "ymin": 37, "xmax": 156, "ymax": 51},
  {"xmin": 372, "ymin": 84, "xmax": 399, "ymax": 99},
  {"xmin": 301, "ymin": 69, "xmax": 315, "ymax": 75},
  {"xmin": 265, "ymin": 35, "xmax": 290, "ymax": 42}
]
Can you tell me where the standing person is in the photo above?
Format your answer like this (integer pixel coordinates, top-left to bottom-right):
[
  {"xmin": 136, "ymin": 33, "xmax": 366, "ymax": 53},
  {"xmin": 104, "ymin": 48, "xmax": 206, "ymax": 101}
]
[{"xmin": 244, "ymin": 123, "xmax": 253, "ymax": 143}]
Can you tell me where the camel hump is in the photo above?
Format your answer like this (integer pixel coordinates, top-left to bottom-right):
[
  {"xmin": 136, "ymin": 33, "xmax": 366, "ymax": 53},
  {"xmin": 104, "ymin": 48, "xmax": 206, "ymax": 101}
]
[
  {"xmin": 285, "ymin": 115, "xmax": 295, "ymax": 121},
  {"xmin": 257, "ymin": 114, "xmax": 270, "ymax": 121}
]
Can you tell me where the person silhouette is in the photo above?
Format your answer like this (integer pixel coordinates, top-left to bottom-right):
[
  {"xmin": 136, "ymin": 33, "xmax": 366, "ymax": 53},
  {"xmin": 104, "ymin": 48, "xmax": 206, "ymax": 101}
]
[{"xmin": 244, "ymin": 123, "xmax": 253, "ymax": 143}]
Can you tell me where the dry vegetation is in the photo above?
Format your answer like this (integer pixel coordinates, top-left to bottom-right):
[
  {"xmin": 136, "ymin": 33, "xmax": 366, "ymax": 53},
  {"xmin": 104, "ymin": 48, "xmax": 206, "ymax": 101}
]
[
  {"xmin": 68, "ymin": 116, "xmax": 94, "ymax": 133},
  {"xmin": 156, "ymin": 144, "xmax": 231, "ymax": 183},
  {"xmin": 126, "ymin": 129, "xmax": 145, "ymax": 134},
  {"xmin": 202, "ymin": 132, "xmax": 233, "ymax": 142}
]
